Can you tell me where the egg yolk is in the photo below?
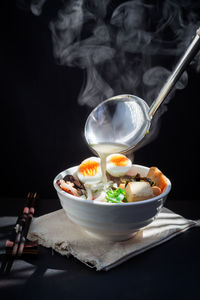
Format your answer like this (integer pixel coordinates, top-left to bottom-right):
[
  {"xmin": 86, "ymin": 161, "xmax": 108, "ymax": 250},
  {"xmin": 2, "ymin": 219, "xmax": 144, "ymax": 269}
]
[
  {"xmin": 79, "ymin": 161, "xmax": 99, "ymax": 176},
  {"xmin": 110, "ymin": 155, "xmax": 128, "ymax": 166}
]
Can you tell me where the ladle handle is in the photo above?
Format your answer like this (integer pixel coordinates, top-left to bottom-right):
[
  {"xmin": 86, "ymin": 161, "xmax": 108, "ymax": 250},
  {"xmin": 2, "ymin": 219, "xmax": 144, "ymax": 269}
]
[{"xmin": 148, "ymin": 27, "xmax": 200, "ymax": 119}]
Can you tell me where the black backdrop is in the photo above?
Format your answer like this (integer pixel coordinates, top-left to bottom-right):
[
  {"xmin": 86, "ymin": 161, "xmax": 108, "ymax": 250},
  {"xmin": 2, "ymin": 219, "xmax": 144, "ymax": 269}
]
[{"xmin": 1, "ymin": 1, "xmax": 200, "ymax": 200}]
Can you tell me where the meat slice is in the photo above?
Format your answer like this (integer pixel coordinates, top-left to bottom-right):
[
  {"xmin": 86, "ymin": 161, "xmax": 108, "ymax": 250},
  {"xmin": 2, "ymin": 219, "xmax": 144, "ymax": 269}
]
[{"xmin": 147, "ymin": 167, "xmax": 167, "ymax": 192}]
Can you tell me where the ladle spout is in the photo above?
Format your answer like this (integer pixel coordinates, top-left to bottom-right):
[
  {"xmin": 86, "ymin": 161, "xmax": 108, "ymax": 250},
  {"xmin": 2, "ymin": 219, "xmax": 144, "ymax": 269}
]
[{"xmin": 148, "ymin": 27, "xmax": 200, "ymax": 119}]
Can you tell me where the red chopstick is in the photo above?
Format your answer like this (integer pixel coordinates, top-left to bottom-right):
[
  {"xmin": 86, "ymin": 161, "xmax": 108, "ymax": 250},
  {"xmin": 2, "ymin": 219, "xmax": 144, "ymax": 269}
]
[
  {"xmin": 11, "ymin": 192, "xmax": 37, "ymax": 257},
  {"xmin": 1, "ymin": 193, "xmax": 38, "ymax": 274},
  {"xmin": 17, "ymin": 192, "xmax": 37, "ymax": 256}
]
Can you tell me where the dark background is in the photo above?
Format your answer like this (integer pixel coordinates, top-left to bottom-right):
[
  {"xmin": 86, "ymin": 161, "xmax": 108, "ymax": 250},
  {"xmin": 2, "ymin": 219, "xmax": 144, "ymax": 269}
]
[{"xmin": 1, "ymin": 0, "xmax": 200, "ymax": 201}]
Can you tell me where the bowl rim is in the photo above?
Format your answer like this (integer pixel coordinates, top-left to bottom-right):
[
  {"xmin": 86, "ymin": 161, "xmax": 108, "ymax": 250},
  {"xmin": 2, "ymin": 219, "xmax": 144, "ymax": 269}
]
[{"xmin": 53, "ymin": 164, "xmax": 171, "ymax": 206}]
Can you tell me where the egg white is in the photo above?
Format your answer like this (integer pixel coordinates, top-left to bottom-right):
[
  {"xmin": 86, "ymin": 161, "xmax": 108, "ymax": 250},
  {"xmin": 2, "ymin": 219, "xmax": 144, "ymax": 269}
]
[
  {"xmin": 106, "ymin": 153, "xmax": 132, "ymax": 177},
  {"xmin": 77, "ymin": 157, "xmax": 102, "ymax": 184}
]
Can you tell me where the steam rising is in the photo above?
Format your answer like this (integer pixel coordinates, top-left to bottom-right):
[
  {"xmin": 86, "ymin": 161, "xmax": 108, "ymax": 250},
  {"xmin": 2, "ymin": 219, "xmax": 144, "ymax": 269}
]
[
  {"xmin": 29, "ymin": 0, "xmax": 200, "ymax": 144},
  {"xmin": 30, "ymin": 0, "xmax": 47, "ymax": 16}
]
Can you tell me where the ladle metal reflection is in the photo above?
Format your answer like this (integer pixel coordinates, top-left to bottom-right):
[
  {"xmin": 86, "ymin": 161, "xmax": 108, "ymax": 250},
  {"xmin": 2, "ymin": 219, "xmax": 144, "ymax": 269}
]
[{"xmin": 85, "ymin": 27, "xmax": 200, "ymax": 154}]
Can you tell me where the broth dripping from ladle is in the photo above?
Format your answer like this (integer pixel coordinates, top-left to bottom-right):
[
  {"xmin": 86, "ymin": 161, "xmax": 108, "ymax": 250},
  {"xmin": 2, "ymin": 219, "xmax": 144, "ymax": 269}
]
[{"xmin": 91, "ymin": 142, "xmax": 129, "ymax": 182}]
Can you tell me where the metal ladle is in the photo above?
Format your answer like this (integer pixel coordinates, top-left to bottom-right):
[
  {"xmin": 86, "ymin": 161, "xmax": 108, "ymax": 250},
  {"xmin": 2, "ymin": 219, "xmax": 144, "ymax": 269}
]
[{"xmin": 85, "ymin": 27, "xmax": 200, "ymax": 153}]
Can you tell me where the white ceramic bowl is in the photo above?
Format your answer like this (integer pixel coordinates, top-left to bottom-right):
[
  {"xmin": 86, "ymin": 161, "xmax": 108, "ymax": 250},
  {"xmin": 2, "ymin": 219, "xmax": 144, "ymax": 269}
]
[{"xmin": 53, "ymin": 164, "xmax": 171, "ymax": 241}]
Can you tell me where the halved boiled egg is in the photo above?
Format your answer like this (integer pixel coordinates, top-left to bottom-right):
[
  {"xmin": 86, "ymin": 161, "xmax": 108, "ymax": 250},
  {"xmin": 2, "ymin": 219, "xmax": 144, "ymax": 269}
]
[
  {"xmin": 106, "ymin": 153, "xmax": 132, "ymax": 177},
  {"xmin": 77, "ymin": 157, "xmax": 102, "ymax": 184}
]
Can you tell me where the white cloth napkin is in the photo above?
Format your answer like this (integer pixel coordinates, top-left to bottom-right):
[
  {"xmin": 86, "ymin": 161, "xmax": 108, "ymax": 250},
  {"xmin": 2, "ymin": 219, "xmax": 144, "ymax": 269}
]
[{"xmin": 28, "ymin": 207, "xmax": 200, "ymax": 271}]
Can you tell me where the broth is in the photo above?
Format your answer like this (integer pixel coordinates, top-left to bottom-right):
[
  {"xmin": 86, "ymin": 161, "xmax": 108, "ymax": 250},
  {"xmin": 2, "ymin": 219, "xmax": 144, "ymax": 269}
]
[{"xmin": 91, "ymin": 143, "xmax": 128, "ymax": 182}]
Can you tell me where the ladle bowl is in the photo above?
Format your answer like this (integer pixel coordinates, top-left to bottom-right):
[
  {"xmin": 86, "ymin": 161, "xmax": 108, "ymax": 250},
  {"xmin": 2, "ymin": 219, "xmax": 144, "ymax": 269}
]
[{"xmin": 84, "ymin": 94, "xmax": 151, "ymax": 152}]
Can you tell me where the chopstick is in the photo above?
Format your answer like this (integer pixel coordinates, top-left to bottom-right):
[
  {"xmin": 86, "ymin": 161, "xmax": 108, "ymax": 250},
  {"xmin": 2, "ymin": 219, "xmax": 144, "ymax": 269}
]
[
  {"xmin": 11, "ymin": 192, "xmax": 33, "ymax": 256},
  {"xmin": 17, "ymin": 192, "xmax": 37, "ymax": 256},
  {"xmin": 5, "ymin": 240, "xmax": 38, "ymax": 255},
  {"xmin": 0, "ymin": 192, "xmax": 38, "ymax": 275},
  {"xmin": 12, "ymin": 192, "xmax": 37, "ymax": 257}
]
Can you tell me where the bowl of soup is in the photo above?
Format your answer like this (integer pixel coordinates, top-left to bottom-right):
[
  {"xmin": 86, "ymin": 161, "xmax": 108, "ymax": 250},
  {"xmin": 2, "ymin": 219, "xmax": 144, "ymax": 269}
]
[{"xmin": 53, "ymin": 160, "xmax": 171, "ymax": 241}]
